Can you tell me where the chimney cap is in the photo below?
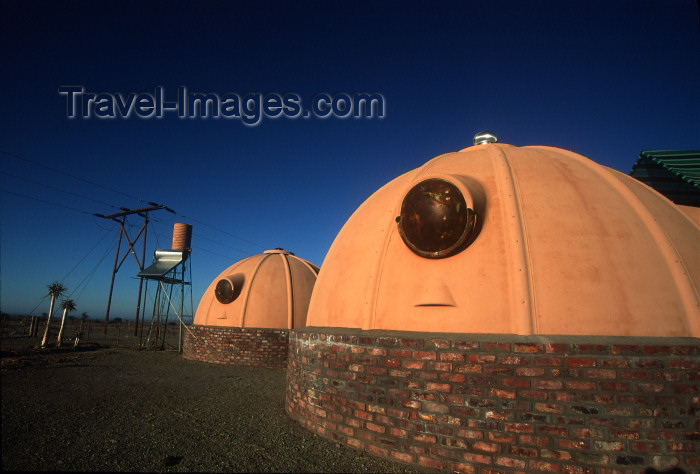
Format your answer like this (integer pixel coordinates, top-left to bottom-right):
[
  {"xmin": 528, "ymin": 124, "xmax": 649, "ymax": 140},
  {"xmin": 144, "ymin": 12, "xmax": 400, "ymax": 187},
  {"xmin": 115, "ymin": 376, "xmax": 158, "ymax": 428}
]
[{"xmin": 473, "ymin": 131, "xmax": 498, "ymax": 145}]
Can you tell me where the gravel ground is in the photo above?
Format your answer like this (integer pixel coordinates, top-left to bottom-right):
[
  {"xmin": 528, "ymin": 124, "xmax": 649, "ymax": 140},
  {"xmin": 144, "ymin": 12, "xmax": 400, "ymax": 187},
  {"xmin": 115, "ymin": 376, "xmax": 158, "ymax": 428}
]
[{"xmin": 1, "ymin": 337, "xmax": 429, "ymax": 473}]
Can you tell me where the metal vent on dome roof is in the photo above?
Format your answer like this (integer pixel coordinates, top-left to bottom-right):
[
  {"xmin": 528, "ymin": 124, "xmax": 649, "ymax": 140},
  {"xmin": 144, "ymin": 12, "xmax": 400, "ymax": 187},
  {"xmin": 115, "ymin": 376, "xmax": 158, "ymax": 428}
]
[{"xmin": 473, "ymin": 131, "xmax": 498, "ymax": 145}]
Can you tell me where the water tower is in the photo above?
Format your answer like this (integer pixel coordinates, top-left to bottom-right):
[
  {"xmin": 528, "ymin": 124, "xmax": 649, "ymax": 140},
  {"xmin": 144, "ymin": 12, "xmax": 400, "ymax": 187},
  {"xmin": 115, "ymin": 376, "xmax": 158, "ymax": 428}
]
[{"xmin": 138, "ymin": 223, "xmax": 193, "ymax": 350}]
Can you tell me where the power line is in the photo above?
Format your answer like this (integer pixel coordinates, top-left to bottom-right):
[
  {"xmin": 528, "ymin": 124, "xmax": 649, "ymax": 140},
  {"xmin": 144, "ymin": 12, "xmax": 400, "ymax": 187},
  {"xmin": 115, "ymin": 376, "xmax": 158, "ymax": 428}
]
[
  {"xmin": 150, "ymin": 213, "xmax": 262, "ymax": 255},
  {"xmin": 60, "ymin": 227, "xmax": 113, "ymax": 283},
  {"xmin": 149, "ymin": 219, "xmax": 164, "ymax": 250},
  {"xmin": 178, "ymin": 213, "xmax": 266, "ymax": 250},
  {"xmin": 0, "ymin": 170, "xmax": 120, "ymax": 209},
  {"xmin": 69, "ymin": 240, "xmax": 115, "ymax": 304},
  {"xmin": 192, "ymin": 245, "xmax": 238, "ymax": 260},
  {"xmin": 0, "ymin": 149, "xmax": 147, "ymax": 203},
  {"xmin": 2, "ymin": 148, "xmax": 269, "ymax": 252},
  {"xmin": 2, "ymin": 191, "xmax": 267, "ymax": 260},
  {"xmin": 0, "ymin": 188, "xmax": 91, "ymax": 214},
  {"xmin": 195, "ymin": 233, "xmax": 255, "ymax": 256},
  {"xmin": 25, "ymin": 294, "xmax": 49, "ymax": 317}
]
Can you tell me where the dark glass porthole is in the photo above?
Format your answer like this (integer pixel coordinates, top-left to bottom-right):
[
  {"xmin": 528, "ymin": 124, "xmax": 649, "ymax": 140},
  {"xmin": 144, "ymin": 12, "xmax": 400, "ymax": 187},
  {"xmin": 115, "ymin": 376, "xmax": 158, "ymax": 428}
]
[
  {"xmin": 396, "ymin": 178, "xmax": 477, "ymax": 258},
  {"xmin": 215, "ymin": 279, "xmax": 236, "ymax": 304}
]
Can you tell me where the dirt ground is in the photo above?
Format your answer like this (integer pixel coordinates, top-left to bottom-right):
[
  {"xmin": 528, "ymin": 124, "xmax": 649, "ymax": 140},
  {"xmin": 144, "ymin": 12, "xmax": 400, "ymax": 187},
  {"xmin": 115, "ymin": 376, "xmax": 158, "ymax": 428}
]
[{"xmin": 1, "ymin": 322, "xmax": 428, "ymax": 473}]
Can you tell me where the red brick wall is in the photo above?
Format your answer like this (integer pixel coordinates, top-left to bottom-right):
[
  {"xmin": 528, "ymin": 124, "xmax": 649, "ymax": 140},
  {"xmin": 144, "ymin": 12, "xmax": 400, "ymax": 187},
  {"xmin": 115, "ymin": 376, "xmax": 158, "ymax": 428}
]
[
  {"xmin": 286, "ymin": 328, "xmax": 699, "ymax": 472},
  {"xmin": 183, "ymin": 325, "xmax": 289, "ymax": 368}
]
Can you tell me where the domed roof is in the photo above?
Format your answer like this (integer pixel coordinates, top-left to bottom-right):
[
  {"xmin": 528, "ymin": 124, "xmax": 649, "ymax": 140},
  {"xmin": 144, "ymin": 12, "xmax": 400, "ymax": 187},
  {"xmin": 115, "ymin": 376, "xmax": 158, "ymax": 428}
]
[
  {"xmin": 194, "ymin": 249, "xmax": 319, "ymax": 329},
  {"xmin": 307, "ymin": 141, "xmax": 700, "ymax": 337}
]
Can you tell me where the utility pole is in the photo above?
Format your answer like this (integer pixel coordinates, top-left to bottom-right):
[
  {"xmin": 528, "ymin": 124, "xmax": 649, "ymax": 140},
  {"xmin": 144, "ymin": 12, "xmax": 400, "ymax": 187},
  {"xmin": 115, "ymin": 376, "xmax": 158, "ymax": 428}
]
[{"xmin": 95, "ymin": 204, "xmax": 174, "ymax": 335}]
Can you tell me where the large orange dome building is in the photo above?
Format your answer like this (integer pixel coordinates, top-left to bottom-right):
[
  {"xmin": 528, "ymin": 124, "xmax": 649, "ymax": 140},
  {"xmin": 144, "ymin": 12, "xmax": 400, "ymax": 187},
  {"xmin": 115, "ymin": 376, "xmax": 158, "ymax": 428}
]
[
  {"xmin": 307, "ymin": 136, "xmax": 699, "ymax": 337},
  {"xmin": 286, "ymin": 135, "xmax": 700, "ymax": 472}
]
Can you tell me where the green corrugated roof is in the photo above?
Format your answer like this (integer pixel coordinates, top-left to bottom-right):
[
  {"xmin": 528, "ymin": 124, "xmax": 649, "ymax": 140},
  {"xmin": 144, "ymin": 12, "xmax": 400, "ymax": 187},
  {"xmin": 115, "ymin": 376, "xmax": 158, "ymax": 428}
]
[
  {"xmin": 632, "ymin": 150, "xmax": 700, "ymax": 188},
  {"xmin": 630, "ymin": 150, "xmax": 700, "ymax": 206}
]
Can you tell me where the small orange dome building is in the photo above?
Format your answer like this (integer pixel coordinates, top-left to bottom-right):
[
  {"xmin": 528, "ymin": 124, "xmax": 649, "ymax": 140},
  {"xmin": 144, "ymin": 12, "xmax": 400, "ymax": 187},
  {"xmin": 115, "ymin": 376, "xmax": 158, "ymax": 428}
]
[
  {"xmin": 194, "ymin": 249, "xmax": 319, "ymax": 329},
  {"xmin": 184, "ymin": 249, "xmax": 318, "ymax": 367},
  {"xmin": 286, "ymin": 136, "xmax": 700, "ymax": 472},
  {"xmin": 307, "ymin": 139, "xmax": 699, "ymax": 337}
]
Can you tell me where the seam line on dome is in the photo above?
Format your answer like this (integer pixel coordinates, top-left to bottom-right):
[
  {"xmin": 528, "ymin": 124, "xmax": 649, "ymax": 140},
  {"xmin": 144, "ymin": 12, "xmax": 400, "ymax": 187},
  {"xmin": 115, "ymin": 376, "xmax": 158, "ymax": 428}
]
[
  {"xmin": 490, "ymin": 145, "xmax": 536, "ymax": 335},
  {"xmin": 365, "ymin": 200, "xmax": 403, "ymax": 330},
  {"xmin": 281, "ymin": 253, "xmax": 294, "ymax": 329},
  {"xmin": 557, "ymin": 150, "xmax": 700, "ymax": 336},
  {"xmin": 239, "ymin": 253, "xmax": 269, "ymax": 327},
  {"xmin": 296, "ymin": 258, "xmax": 320, "ymax": 276}
]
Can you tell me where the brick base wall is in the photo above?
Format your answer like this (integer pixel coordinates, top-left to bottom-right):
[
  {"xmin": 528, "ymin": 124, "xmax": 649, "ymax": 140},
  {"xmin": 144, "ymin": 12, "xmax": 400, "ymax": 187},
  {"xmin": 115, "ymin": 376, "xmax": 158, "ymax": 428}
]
[
  {"xmin": 286, "ymin": 328, "xmax": 699, "ymax": 472},
  {"xmin": 183, "ymin": 325, "xmax": 289, "ymax": 368}
]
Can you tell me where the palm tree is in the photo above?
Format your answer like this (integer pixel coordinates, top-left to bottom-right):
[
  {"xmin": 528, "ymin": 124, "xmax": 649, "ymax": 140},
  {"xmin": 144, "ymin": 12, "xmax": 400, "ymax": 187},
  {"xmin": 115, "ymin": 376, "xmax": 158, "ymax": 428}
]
[
  {"xmin": 56, "ymin": 299, "xmax": 76, "ymax": 347},
  {"xmin": 40, "ymin": 281, "xmax": 66, "ymax": 347}
]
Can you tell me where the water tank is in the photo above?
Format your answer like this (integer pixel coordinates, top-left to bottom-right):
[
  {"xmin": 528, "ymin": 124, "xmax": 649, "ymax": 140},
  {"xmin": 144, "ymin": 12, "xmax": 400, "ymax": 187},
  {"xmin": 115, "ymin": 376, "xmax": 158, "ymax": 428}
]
[{"xmin": 171, "ymin": 223, "xmax": 192, "ymax": 251}]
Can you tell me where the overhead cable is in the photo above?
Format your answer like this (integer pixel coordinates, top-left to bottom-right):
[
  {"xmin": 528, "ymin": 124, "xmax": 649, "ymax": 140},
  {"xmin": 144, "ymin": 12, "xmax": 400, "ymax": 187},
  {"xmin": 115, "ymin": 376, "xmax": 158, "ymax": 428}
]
[
  {"xmin": 0, "ymin": 170, "xmax": 119, "ymax": 209},
  {"xmin": 0, "ymin": 188, "xmax": 91, "ymax": 214},
  {"xmin": 0, "ymin": 149, "xmax": 147, "ymax": 203}
]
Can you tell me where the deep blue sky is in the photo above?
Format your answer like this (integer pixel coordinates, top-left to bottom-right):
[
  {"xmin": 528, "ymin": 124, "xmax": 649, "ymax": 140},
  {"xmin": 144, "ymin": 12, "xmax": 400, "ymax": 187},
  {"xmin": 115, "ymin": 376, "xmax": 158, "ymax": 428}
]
[{"xmin": 1, "ymin": 0, "xmax": 698, "ymax": 320}]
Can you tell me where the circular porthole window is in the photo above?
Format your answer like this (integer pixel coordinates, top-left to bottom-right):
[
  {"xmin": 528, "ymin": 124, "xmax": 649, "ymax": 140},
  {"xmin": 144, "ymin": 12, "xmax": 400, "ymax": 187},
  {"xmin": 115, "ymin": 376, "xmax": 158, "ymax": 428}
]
[
  {"xmin": 396, "ymin": 178, "xmax": 477, "ymax": 258},
  {"xmin": 215, "ymin": 278, "xmax": 237, "ymax": 304}
]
